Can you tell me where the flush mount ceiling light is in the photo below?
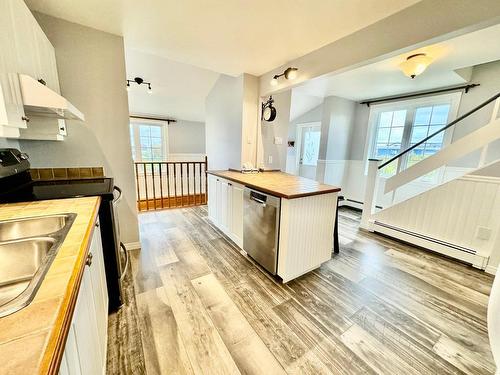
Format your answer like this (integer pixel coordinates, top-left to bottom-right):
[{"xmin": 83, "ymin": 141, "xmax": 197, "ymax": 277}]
[
  {"xmin": 270, "ymin": 67, "xmax": 298, "ymax": 86},
  {"xmin": 126, "ymin": 77, "xmax": 153, "ymax": 94},
  {"xmin": 399, "ymin": 53, "xmax": 433, "ymax": 79}
]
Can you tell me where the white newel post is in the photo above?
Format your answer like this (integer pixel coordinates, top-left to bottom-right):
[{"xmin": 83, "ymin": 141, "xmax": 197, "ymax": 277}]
[{"xmin": 360, "ymin": 159, "xmax": 381, "ymax": 231}]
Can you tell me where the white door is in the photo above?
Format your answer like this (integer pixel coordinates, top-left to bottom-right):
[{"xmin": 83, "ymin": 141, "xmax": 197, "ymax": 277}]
[{"xmin": 296, "ymin": 123, "xmax": 321, "ymax": 180}]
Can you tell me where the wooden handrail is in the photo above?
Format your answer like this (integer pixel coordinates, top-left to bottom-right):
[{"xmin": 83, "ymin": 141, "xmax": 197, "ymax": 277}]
[
  {"xmin": 378, "ymin": 91, "xmax": 500, "ymax": 169},
  {"xmin": 134, "ymin": 158, "xmax": 207, "ymax": 211}
]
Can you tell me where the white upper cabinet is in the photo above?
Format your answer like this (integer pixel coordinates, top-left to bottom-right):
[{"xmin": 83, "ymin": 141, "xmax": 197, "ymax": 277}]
[
  {"xmin": 10, "ymin": 0, "xmax": 40, "ymax": 79},
  {"xmin": 0, "ymin": 0, "xmax": 64, "ymax": 138},
  {"xmin": 0, "ymin": 0, "xmax": 27, "ymax": 131}
]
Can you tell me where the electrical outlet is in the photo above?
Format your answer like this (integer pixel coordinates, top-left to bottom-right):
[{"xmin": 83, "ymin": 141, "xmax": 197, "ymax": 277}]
[
  {"xmin": 476, "ymin": 226, "xmax": 492, "ymax": 240},
  {"xmin": 268, "ymin": 155, "xmax": 273, "ymax": 164}
]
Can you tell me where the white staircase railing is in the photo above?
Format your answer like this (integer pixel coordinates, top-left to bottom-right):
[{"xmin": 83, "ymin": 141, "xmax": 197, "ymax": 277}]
[{"xmin": 361, "ymin": 95, "xmax": 500, "ymax": 230}]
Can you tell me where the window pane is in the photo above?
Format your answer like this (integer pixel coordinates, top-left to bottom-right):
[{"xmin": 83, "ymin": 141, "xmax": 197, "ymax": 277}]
[
  {"xmin": 140, "ymin": 137, "xmax": 151, "ymax": 148},
  {"xmin": 139, "ymin": 125, "xmax": 151, "ymax": 137},
  {"xmin": 389, "ymin": 127, "xmax": 404, "ymax": 143},
  {"xmin": 150, "ymin": 126, "xmax": 162, "ymax": 137},
  {"xmin": 152, "ymin": 148, "xmax": 163, "ymax": 161},
  {"xmin": 407, "ymin": 147, "xmax": 425, "ymax": 167},
  {"xmin": 414, "ymin": 106, "xmax": 432, "ymax": 125},
  {"xmin": 428, "ymin": 126, "xmax": 444, "ymax": 143},
  {"xmin": 376, "ymin": 128, "xmax": 390, "ymax": 143},
  {"xmin": 393, "ymin": 110, "xmax": 407, "ymax": 126},
  {"xmin": 302, "ymin": 130, "xmax": 321, "ymax": 166},
  {"xmin": 141, "ymin": 149, "xmax": 152, "ymax": 160},
  {"xmin": 379, "ymin": 112, "xmax": 393, "ymax": 127},
  {"xmin": 430, "ymin": 104, "xmax": 450, "ymax": 125},
  {"xmin": 410, "ymin": 126, "xmax": 428, "ymax": 143},
  {"xmin": 151, "ymin": 137, "xmax": 162, "ymax": 148}
]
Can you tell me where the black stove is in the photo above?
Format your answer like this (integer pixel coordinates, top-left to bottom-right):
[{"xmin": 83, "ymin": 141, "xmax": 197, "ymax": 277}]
[
  {"xmin": 0, "ymin": 148, "xmax": 125, "ymax": 312},
  {"xmin": 0, "ymin": 174, "xmax": 115, "ymax": 202}
]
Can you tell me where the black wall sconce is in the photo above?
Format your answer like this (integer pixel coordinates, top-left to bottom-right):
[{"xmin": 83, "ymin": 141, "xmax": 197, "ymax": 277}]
[
  {"xmin": 126, "ymin": 77, "xmax": 153, "ymax": 94},
  {"xmin": 261, "ymin": 96, "xmax": 276, "ymax": 122},
  {"xmin": 270, "ymin": 67, "xmax": 298, "ymax": 86}
]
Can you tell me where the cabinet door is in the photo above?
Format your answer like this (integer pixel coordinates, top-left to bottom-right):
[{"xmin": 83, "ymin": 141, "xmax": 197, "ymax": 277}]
[
  {"xmin": 59, "ymin": 325, "xmax": 82, "ymax": 375},
  {"xmin": 207, "ymin": 175, "xmax": 218, "ymax": 223},
  {"xmin": 88, "ymin": 224, "xmax": 108, "ymax": 369},
  {"xmin": 72, "ymin": 266, "xmax": 102, "ymax": 375},
  {"xmin": 231, "ymin": 183, "xmax": 244, "ymax": 248},
  {"xmin": 220, "ymin": 179, "xmax": 230, "ymax": 234},
  {"xmin": 0, "ymin": 0, "xmax": 26, "ymax": 129},
  {"xmin": 215, "ymin": 178, "xmax": 222, "ymax": 225},
  {"xmin": 10, "ymin": 0, "xmax": 40, "ymax": 79},
  {"xmin": 34, "ymin": 26, "xmax": 60, "ymax": 93}
]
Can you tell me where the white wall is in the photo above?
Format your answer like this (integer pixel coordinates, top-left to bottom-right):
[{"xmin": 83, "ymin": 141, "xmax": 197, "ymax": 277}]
[
  {"xmin": 205, "ymin": 74, "xmax": 244, "ymax": 170},
  {"xmin": 18, "ymin": 13, "xmax": 139, "ymax": 244},
  {"xmin": 168, "ymin": 120, "xmax": 205, "ymax": 154},
  {"xmin": 205, "ymin": 73, "xmax": 259, "ymax": 170},
  {"xmin": 259, "ymin": 90, "xmax": 292, "ymax": 171}
]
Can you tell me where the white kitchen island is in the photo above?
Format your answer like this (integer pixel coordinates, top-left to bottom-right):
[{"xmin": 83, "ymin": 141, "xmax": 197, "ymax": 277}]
[{"xmin": 207, "ymin": 170, "xmax": 340, "ymax": 282}]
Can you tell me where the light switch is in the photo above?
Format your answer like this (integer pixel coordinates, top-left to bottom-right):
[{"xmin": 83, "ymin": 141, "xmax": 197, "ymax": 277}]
[
  {"xmin": 268, "ymin": 155, "xmax": 273, "ymax": 164},
  {"xmin": 274, "ymin": 137, "xmax": 283, "ymax": 145}
]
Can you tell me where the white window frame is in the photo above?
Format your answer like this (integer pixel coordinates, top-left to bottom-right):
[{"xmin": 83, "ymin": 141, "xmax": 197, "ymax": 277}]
[
  {"xmin": 363, "ymin": 92, "xmax": 462, "ymax": 182},
  {"xmin": 129, "ymin": 118, "xmax": 169, "ymax": 162}
]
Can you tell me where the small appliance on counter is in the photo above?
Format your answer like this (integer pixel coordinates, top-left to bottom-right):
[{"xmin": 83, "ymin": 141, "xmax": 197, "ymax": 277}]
[
  {"xmin": 0, "ymin": 148, "xmax": 127, "ymax": 312},
  {"xmin": 241, "ymin": 162, "xmax": 259, "ymax": 174}
]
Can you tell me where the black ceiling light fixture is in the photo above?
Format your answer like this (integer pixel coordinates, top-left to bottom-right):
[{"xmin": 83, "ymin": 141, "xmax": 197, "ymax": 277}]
[
  {"xmin": 261, "ymin": 96, "xmax": 276, "ymax": 122},
  {"xmin": 270, "ymin": 67, "xmax": 298, "ymax": 86},
  {"xmin": 126, "ymin": 77, "xmax": 153, "ymax": 94}
]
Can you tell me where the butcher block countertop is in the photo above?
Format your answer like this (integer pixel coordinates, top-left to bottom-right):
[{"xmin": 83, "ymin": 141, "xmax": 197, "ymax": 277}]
[
  {"xmin": 208, "ymin": 170, "xmax": 341, "ymax": 199},
  {"xmin": 0, "ymin": 197, "xmax": 100, "ymax": 375}
]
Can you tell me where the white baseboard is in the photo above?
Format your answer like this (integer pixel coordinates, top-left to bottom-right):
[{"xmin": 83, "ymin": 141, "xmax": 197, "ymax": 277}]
[
  {"xmin": 124, "ymin": 241, "xmax": 141, "ymax": 250},
  {"xmin": 486, "ymin": 265, "xmax": 498, "ymax": 275}
]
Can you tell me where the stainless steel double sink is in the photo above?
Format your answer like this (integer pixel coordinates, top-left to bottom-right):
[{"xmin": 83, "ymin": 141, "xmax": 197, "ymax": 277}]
[{"xmin": 0, "ymin": 213, "xmax": 76, "ymax": 318}]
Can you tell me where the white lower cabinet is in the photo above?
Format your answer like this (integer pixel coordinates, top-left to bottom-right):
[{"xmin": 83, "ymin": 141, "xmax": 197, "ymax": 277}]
[
  {"xmin": 59, "ymin": 221, "xmax": 108, "ymax": 375},
  {"xmin": 207, "ymin": 174, "xmax": 244, "ymax": 248}
]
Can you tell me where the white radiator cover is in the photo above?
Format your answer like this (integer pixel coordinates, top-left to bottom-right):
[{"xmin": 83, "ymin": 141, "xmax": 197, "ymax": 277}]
[{"xmin": 373, "ymin": 174, "xmax": 500, "ymax": 267}]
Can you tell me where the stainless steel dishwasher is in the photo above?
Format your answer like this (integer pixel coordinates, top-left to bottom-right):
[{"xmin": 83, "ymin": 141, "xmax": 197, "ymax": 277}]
[{"xmin": 243, "ymin": 187, "xmax": 281, "ymax": 274}]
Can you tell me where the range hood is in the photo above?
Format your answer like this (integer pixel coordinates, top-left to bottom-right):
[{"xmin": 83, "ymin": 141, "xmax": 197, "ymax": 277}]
[{"xmin": 19, "ymin": 74, "xmax": 85, "ymax": 121}]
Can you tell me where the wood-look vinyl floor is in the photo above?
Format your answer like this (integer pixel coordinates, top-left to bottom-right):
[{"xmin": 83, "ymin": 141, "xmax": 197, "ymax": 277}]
[{"xmin": 107, "ymin": 206, "xmax": 495, "ymax": 375}]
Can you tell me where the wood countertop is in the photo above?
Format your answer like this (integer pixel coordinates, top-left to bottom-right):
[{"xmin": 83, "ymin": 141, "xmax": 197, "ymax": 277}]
[
  {"xmin": 207, "ymin": 170, "xmax": 341, "ymax": 199},
  {"xmin": 0, "ymin": 197, "xmax": 101, "ymax": 375}
]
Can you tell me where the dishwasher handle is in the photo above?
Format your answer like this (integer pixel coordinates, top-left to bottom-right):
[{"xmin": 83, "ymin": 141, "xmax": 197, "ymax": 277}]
[{"xmin": 249, "ymin": 192, "xmax": 267, "ymax": 207}]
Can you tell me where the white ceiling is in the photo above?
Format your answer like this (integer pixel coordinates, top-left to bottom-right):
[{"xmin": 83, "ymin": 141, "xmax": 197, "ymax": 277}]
[
  {"xmin": 25, "ymin": 0, "xmax": 421, "ymax": 76},
  {"xmin": 294, "ymin": 23, "xmax": 500, "ymax": 101},
  {"xmin": 125, "ymin": 49, "xmax": 220, "ymax": 122}
]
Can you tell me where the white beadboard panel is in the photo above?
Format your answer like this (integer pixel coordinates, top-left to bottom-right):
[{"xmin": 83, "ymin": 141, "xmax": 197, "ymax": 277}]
[
  {"xmin": 374, "ymin": 175, "xmax": 500, "ymax": 260},
  {"xmin": 278, "ymin": 192, "xmax": 337, "ymax": 282},
  {"xmin": 319, "ymin": 159, "xmax": 347, "ymax": 187}
]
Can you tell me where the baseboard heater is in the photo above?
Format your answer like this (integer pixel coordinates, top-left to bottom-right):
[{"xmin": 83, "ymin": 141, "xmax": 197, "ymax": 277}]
[{"xmin": 373, "ymin": 221, "xmax": 477, "ymax": 255}]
